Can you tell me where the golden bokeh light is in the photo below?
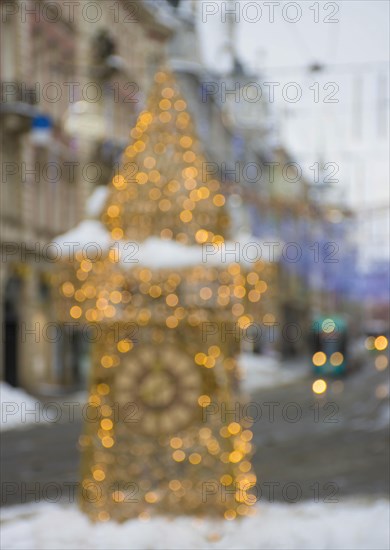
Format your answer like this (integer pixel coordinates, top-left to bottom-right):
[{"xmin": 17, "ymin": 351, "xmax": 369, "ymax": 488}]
[
  {"xmin": 375, "ymin": 335, "xmax": 388, "ymax": 351},
  {"xmin": 312, "ymin": 379, "xmax": 327, "ymax": 394},
  {"xmin": 312, "ymin": 351, "xmax": 327, "ymax": 367}
]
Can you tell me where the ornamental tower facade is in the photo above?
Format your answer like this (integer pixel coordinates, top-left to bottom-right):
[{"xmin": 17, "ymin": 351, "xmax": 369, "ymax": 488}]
[{"xmin": 55, "ymin": 70, "xmax": 275, "ymax": 521}]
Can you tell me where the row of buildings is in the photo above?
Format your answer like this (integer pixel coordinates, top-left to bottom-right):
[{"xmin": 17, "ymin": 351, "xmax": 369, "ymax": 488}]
[{"xmin": 1, "ymin": 0, "xmax": 359, "ymax": 393}]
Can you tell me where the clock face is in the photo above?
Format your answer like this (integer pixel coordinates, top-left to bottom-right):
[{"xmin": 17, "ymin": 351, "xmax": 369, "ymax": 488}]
[{"xmin": 114, "ymin": 344, "xmax": 201, "ymax": 435}]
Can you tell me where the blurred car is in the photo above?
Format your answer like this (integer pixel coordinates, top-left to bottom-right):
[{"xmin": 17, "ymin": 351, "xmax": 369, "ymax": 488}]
[{"xmin": 310, "ymin": 316, "xmax": 349, "ymax": 376}]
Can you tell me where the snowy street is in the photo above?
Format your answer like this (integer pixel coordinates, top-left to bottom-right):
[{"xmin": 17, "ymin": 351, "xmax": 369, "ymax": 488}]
[
  {"xmin": 1, "ymin": 499, "xmax": 389, "ymax": 550},
  {"xmin": 1, "ymin": 354, "xmax": 389, "ymax": 549}
]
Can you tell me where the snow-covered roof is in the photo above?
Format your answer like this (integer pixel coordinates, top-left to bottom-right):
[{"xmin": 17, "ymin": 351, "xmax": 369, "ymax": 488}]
[
  {"xmin": 85, "ymin": 186, "xmax": 109, "ymax": 219},
  {"xmin": 54, "ymin": 220, "xmax": 281, "ymax": 268}
]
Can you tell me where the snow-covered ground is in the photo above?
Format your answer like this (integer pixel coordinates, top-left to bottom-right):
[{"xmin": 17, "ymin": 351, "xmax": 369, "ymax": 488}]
[
  {"xmin": 0, "ymin": 383, "xmax": 87, "ymax": 432},
  {"xmin": 239, "ymin": 353, "xmax": 307, "ymax": 392},
  {"xmin": 0, "ymin": 383, "xmax": 43, "ymax": 432},
  {"xmin": 1, "ymin": 499, "xmax": 388, "ymax": 550}
]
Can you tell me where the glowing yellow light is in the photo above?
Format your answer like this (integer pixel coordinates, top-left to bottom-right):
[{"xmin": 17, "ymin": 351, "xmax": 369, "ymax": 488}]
[
  {"xmin": 144, "ymin": 156, "xmax": 156, "ymax": 169},
  {"xmin": 198, "ymin": 395, "xmax": 211, "ymax": 407},
  {"xmin": 88, "ymin": 394, "xmax": 100, "ymax": 407},
  {"xmin": 365, "ymin": 336, "xmax": 375, "ymax": 350},
  {"xmin": 62, "ymin": 282, "xmax": 74, "ymax": 297},
  {"xmin": 257, "ymin": 280, "xmax": 267, "ymax": 293},
  {"xmin": 174, "ymin": 99, "xmax": 186, "ymax": 111},
  {"xmin": 101, "ymin": 356, "xmax": 113, "ymax": 368},
  {"xmin": 213, "ymin": 194, "xmax": 225, "ymax": 206},
  {"xmin": 180, "ymin": 210, "xmax": 192, "ymax": 223},
  {"xmin": 134, "ymin": 140, "xmax": 145, "ymax": 152},
  {"xmin": 330, "ymin": 352, "xmax": 344, "ymax": 366},
  {"xmin": 130, "ymin": 127, "xmax": 141, "ymax": 139},
  {"xmin": 169, "ymin": 480, "xmax": 181, "ymax": 491},
  {"xmin": 189, "ymin": 453, "xmax": 201, "ymax": 465},
  {"xmin": 195, "ymin": 352, "xmax": 206, "ymax": 365},
  {"xmin": 238, "ymin": 315, "xmax": 251, "ymax": 329},
  {"xmin": 229, "ymin": 451, "xmax": 243, "ymax": 463},
  {"xmin": 220, "ymin": 426, "xmax": 230, "ymax": 438},
  {"xmin": 200, "ymin": 287, "xmax": 212, "ymax": 300},
  {"xmin": 74, "ymin": 289, "xmax": 86, "ymax": 302},
  {"xmin": 234, "ymin": 286, "xmax": 246, "ymax": 299},
  {"xmin": 312, "ymin": 379, "xmax": 327, "ymax": 394},
  {"xmin": 162, "ymin": 87, "xmax": 174, "ymax": 98},
  {"xmin": 101, "ymin": 419, "xmax": 113, "ymax": 430},
  {"xmin": 174, "ymin": 307, "xmax": 185, "ymax": 320},
  {"xmin": 220, "ymin": 475, "xmax": 233, "ymax": 486},
  {"xmin": 136, "ymin": 172, "xmax": 148, "ymax": 185},
  {"xmin": 149, "ymin": 169, "xmax": 161, "ymax": 183},
  {"xmin": 109, "ymin": 290, "xmax": 122, "ymax": 304},
  {"xmin": 149, "ymin": 188, "xmax": 161, "ymax": 200},
  {"xmin": 145, "ymin": 491, "xmax": 158, "ymax": 503},
  {"xmin": 170, "ymin": 437, "xmax": 182, "ymax": 449},
  {"xmin": 102, "ymin": 436, "xmax": 114, "ymax": 448},
  {"xmin": 93, "ymin": 469, "xmax": 105, "ymax": 481},
  {"xmin": 149, "ymin": 285, "xmax": 162, "ymax": 298},
  {"xmin": 241, "ymin": 431, "xmax": 253, "ymax": 442},
  {"xmin": 247, "ymin": 272, "xmax": 259, "ymax": 285},
  {"xmin": 159, "ymin": 98, "xmax": 171, "ymax": 110},
  {"xmin": 101, "ymin": 405, "xmax": 112, "ymax": 417},
  {"xmin": 110, "ymin": 228, "xmax": 123, "ymax": 241},
  {"xmin": 239, "ymin": 461, "xmax": 252, "ymax": 473},
  {"xmin": 159, "ymin": 111, "xmax": 171, "ymax": 123},
  {"xmin": 180, "ymin": 136, "xmax": 192, "ymax": 148},
  {"xmin": 375, "ymin": 335, "xmax": 388, "ymax": 351},
  {"xmin": 159, "ymin": 199, "xmax": 171, "ymax": 212},
  {"xmin": 198, "ymin": 186, "xmax": 210, "ymax": 199},
  {"xmin": 199, "ymin": 427, "xmax": 211, "ymax": 439},
  {"xmin": 139, "ymin": 269, "xmax": 152, "ymax": 282},
  {"xmin": 183, "ymin": 166, "xmax": 198, "ymax": 179},
  {"xmin": 228, "ymin": 422, "xmax": 241, "ymax": 435},
  {"xmin": 166, "ymin": 316, "xmax": 179, "ymax": 328},
  {"xmin": 97, "ymin": 383, "xmax": 109, "ymax": 395},
  {"xmin": 112, "ymin": 491, "xmax": 125, "ymax": 503},
  {"xmin": 117, "ymin": 340, "xmax": 133, "ymax": 353},
  {"xmin": 248, "ymin": 290, "xmax": 261, "ymax": 302},
  {"xmin": 195, "ymin": 229, "xmax": 209, "ymax": 243},
  {"xmin": 139, "ymin": 111, "xmax": 153, "ymax": 124},
  {"xmin": 375, "ymin": 355, "xmax": 388, "ymax": 371},
  {"xmin": 70, "ymin": 306, "xmax": 82, "ymax": 319},
  {"xmin": 183, "ymin": 151, "xmax": 196, "ymax": 163},
  {"xmin": 312, "ymin": 351, "xmax": 327, "ymax": 366},
  {"xmin": 204, "ymin": 356, "xmax": 216, "ymax": 368},
  {"xmin": 224, "ymin": 509, "xmax": 237, "ymax": 520},
  {"xmin": 105, "ymin": 306, "xmax": 116, "ymax": 318},
  {"xmin": 107, "ymin": 205, "xmax": 120, "ymax": 217},
  {"xmin": 172, "ymin": 450, "xmax": 186, "ymax": 462},
  {"xmin": 96, "ymin": 298, "xmax": 108, "ymax": 310},
  {"xmin": 98, "ymin": 511, "xmax": 110, "ymax": 522},
  {"xmin": 112, "ymin": 175, "xmax": 126, "ymax": 189},
  {"xmin": 208, "ymin": 345, "xmax": 221, "ymax": 357}
]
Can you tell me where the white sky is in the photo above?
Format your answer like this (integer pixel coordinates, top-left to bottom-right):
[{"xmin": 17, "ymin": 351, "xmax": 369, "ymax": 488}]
[
  {"xmin": 194, "ymin": 0, "xmax": 389, "ymax": 262},
  {"xmin": 197, "ymin": 0, "xmax": 388, "ymax": 73}
]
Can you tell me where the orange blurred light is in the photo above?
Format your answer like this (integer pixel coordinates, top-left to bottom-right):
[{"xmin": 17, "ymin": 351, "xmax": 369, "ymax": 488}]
[{"xmin": 312, "ymin": 351, "xmax": 327, "ymax": 367}]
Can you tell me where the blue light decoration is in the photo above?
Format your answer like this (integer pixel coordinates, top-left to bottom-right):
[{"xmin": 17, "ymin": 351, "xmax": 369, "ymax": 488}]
[{"xmin": 31, "ymin": 114, "xmax": 53, "ymax": 145}]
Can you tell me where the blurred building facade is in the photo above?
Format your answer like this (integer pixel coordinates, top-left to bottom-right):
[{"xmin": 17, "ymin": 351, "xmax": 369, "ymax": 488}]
[{"xmin": 1, "ymin": 0, "xmax": 176, "ymax": 391}]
